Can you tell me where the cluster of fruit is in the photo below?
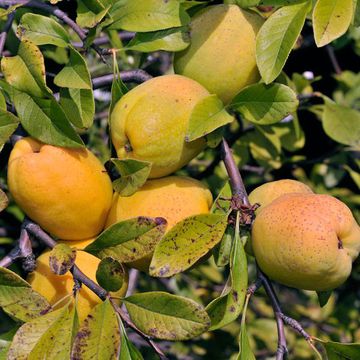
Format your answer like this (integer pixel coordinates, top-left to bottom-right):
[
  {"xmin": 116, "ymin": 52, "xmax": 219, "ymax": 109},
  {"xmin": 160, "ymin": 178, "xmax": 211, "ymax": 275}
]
[{"xmin": 5, "ymin": 4, "xmax": 360, "ymax": 323}]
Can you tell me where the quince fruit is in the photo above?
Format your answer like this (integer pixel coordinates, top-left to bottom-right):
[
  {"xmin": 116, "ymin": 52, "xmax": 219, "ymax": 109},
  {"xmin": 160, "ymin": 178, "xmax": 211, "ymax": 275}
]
[
  {"xmin": 105, "ymin": 176, "xmax": 213, "ymax": 271},
  {"xmin": 174, "ymin": 4, "xmax": 264, "ymax": 104},
  {"xmin": 110, "ymin": 74, "xmax": 211, "ymax": 179},
  {"xmin": 28, "ymin": 249, "xmax": 128, "ymax": 323},
  {"xmin": 252, "ymin": 193, "xmax": 360, "ymax": 291},
  {"xmin": 7, "ymin": 137, "xmax": 113, "ymax": 240}
]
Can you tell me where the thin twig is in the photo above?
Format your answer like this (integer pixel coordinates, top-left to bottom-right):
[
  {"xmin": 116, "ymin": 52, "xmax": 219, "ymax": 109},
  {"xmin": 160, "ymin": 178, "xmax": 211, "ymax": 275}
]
[
  {"xmin": 72, "ymin": 31, "xmax": 135, "ymax": 48},
  {"xmin": 258, "ymin": 271, "xmax": 288, "ymax": 359},
  {"xmin": 0, "ymin": 11, "xmax": 14, "ymax": 56},
  {"xmin": 92, "ymin": 69, "xmax": 153, "ymax": 89},
  {"xmin": 325, "ymin": 45, "xmax": 342, "ymax": 75}
]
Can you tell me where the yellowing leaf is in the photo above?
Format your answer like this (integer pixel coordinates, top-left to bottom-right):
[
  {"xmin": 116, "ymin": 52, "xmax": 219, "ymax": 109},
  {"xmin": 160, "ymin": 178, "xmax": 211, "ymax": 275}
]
[{"xmin": 313, "ymin": 0, "xmax": 354, "ymax": 47}]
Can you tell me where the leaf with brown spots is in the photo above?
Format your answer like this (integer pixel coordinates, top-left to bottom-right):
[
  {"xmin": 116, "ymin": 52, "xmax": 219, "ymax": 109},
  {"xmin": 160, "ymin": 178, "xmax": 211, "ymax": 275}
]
[
  {"xmin": 71, "ymin": 299, "xmax": 120, "ymax": 360},
  {"xmin": 206, "ymin": 220, "xmax": 248, "ymax": 330},
  {"xmin": 124, "ymin": 292, "xmax": 211, "ymax": 340},
  {"xmin": 49, "ymin": 243, "xmax": 76, "ymax": 275},
  {"xmin": 96, "ymin": 257, "xmax": 126, "ymax": 292},
  {"xmin": 0, "ymin": 267, "xmax": 51, "ymax": 322},
  {"xmin": 0, "ymin": 189, "xmax": 8, "ymax": 213},
  {"xmin": 84, "ymin": 217, "xmax": 167, "ymax": 265},
  {"xmin": 7, "ymin": 304, "xmax": 77, "ymax": 360},
  {"xmin": 149, "ymin": 213, "xmax": 228, "ymax": 277}
]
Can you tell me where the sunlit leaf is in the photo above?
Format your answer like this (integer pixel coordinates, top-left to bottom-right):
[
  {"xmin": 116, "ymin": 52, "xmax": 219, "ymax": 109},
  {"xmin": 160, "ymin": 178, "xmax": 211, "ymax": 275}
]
[
  {"xmin": 313, "ymin": 0, "xmax": 354, "ymax": 47},
  {"xmin": 124, "ymin": 292, "xmax": 211, "ymax": 340},
  {"xmin": 256, "ymin": 1, "xmax": 311, "ymax": 83},
  {"xmin": 0, "ymin": 267, "xmax": 51, "ymax": 322},
  {"xmin": 186, "ymin": 95, "xmax": 234, "ymax": 142},
  {"xmin": 71, "ymin": 299, "xmax": 120, "ymax": 359},
  {"xmin": 18, "ymin": 13, "xmax": 70, "ymax": 47},
  {"xmin": 150, "ymin": 214, "xmax": 228, "ymax": 277},
  {"xmin": 85, "ymin": 217, "xmax": 167, "ymax": 264}
]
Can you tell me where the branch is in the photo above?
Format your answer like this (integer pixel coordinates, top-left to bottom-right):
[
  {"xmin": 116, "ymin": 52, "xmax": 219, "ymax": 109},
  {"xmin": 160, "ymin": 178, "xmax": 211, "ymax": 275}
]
[
  {"xmin": 92, "ymin": 69, "xmax": 153, "ymax": 89},
  {"xmin": 0, "ymin": 227, "xmax": 35, "ymax": 271},
  {"xmin": 23, "ymin": 218, "xmax": 167, "ymax": 359},
  {"xmin": 220, "ymin": 138, "xmax": 249, "ymax": 206},
  {"xmin": 0, "ymin": 11, "xmax": 14, "ymax": 56},
  {"xmin": 72, "ymin": 31, "xmax": 135, "ymax": 48},
  {"xmin": 325, "ymin": 45, "xmax": 342, "ymax": 75}
]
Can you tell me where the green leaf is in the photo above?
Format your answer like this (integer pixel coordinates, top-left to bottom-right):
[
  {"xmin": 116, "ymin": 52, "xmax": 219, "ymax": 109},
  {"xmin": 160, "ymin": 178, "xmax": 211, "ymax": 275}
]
[
  {"xmin": 149, "ymin": 213, "xmax": 228, "ymax": 277},
  {"xmin": 111, "ymin": 158, "xmax": 152, "ymax": 196},
  {"xmin": 313, "ymin": 0, "xmax": 354, "ymax": 47},
  {"xmin": 71, "ymin": 299, "xmax": 120, "ymax": 359},
  {"xmin": 126, "ymin": 27, "xmax": 190, "ymax": 52},
  {"xmin": 109, "ymin": 71, "xmax": 129, "ymax": 114},
  {"xmin": 236, "ymin": 296, "xmax": 255, "ymax": 360},
  {"xmin": 84, "ymin": 217, "xmax": 167, "ymax": 264},
  {"xmin": 96, "ymin": 257, "xmax": 126, "ymax": 292},
  {"xmin": 76, "ymin": 0, "xmax": 111, "ymax": 28},
  {"xmin": 8, "ymin": 305, "xmax": 77, "ymax": 360},
  {"xmin": 235, "ymin": 0, "xmax": 260, "ymax": 7},
  {"xmin": 1, "ymin": 40, "xmax": 52, "ymax": 98},
  {"xmin": 230, "ymin": 83, "xmax": 298, "ymax": 125},
  {"xmin": 0, "ymin": 91, "xmax": 6, "ymax": 110},
  {"xmin": 344, "ymin": 165, "xmax": 360, "ymax": 189},
  {"xmin": 0, "ymin": 267, "xmax": 51, "ymax": 322},
  {"xmin": 186, "ymin": 95, "xmax": 234, "ymax": 142},
  {"xmin": 13, "ymin": 92, "xmax": 84, "ymax": 147},
  {"xmin": 54, "ymin": 47, "xmax": 92, "ymax": 90},
  {"xmin": 0, "ymin": 109, "xmax": 20, "ymax": 152},
  {"xmin": 59, "ymin": 87, "xmax": 95, "ymax": 129},
  {"xmin": 119, "ymin": 320, "xmax": 144, "ymax": 360},
  {"xmin": 317, "ymin": 290, "xmax": 332, "ymax": 307},
  {"xmin": 211, "ymin": 182, "xmax": 232, "ymax": 215},
  {"xmin": 108, "ymin": 0, "xmax": 190, "ymax": 32},
  {"xmin": 206, "ymin": 219, "xmax": 248, "ymax": 330},
  {"xmin": 18, "ymin": 13, "xmax": 70, "ymax": 47},
  {"xmin": 213, "ymin": 227, "xmax": 233, "ymax": 267},
  {"xmin": 124, "ymin": 292, "xmax": 210, "ymax": 340},
  {"xmin": 322, "ymin": 101, "xmax": 360, "ymax": 147},
  {"xmin": 49, "ymin": 244, "xmax": 76, "ymax": 275},
  {"xmin": 256, "ymin": 1, "xmax": 311, "ymax": 84},
  {"xmin": 319, "ymin": 340, "xmax": 360, "ymax": 359}
]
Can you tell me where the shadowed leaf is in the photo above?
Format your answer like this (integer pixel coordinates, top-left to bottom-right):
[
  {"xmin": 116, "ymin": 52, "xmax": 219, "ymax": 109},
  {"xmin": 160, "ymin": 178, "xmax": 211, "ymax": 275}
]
[
  {"xmin": 0, "ymin": 267, "xmax": 51, "ymax": 322},
  {"xmin": 230, "ymin": 83, "xmax": 298, "ymax": 125},
  {"xmin": 0, "ymin": 109, "xmax": 20, "ymax": 153},
  {"xmin": 319, "ymin": 340, "xmax": 360, "ymax": 359},
  {"xmin": 124, "ymin": 292, "xmax": 211, "ymax": 340},
  {"xmin": 49, "ymin": 244, "xmax": 76, "ymax": 275},
  {"xmin": 149, "ymin": 213, "xmax": 228, "ymax": 277},
  {"xmin": 119, "ymin": 320, "xmax": 144, "ymax": 360},
  {"xmin": 96, "ymin": 257, "xmax": 126, "ymax": 292}
]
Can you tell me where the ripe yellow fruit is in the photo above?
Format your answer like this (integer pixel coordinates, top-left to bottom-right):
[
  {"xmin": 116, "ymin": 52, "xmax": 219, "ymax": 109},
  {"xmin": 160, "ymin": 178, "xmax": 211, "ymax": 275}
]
[
  {"xmin": 28, "ymin": 250, "xmax": 129, "ymax": 323},
  {"xmin": 8, "ymin": 137, "xmax": 113, "ymax": 240},
  {"xmin": 105, "ymin": 176, "xmax": 213, "ymax": 271},
  {"xmin": 252, "ymin": 193, "xmax": 360, "ymax": 291},
  {"xmin": 248, "ymin": 179, "xmax": 313, "ymax": 212},
  {"xmin": 174, "ymin": 5, "xmax": 264, "ymax": 104},
  {"xmin": 110, "ymin": 75, "xmax": 211, "ymax": 178}
]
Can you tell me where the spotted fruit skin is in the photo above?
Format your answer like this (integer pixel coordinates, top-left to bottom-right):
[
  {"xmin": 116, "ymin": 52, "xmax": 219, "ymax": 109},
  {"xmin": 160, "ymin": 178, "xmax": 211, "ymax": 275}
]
[
  {"xmin": 174, "ymin": 5, "xmax": 264, "ymax": 104},
  {"xmin": 110, "ymin": 74, "xmax": 211, "ymax": 178},
  {"xmin": 252, "ymin": 193, "xmax": 360, "ymax": 291}
]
